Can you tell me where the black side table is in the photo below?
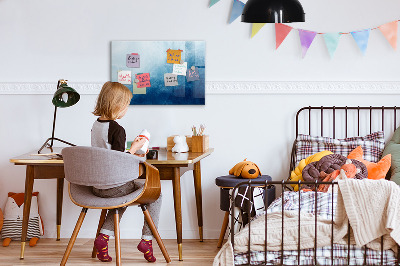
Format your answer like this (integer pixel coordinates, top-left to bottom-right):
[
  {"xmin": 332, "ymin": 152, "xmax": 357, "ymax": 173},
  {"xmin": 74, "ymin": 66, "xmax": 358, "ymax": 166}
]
[{"xmin": 215, "ymin": 175, "xmax": 275, "ymax": 248}]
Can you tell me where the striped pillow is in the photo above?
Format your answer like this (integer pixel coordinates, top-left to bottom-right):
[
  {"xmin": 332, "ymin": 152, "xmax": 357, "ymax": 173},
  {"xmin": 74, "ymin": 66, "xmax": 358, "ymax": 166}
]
[{"xmin": 294, "ymin": 131, "xmax": 385, "ymax": 166}]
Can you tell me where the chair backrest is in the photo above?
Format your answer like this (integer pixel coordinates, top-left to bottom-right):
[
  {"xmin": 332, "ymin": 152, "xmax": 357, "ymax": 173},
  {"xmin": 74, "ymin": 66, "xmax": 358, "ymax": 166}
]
[{"xmin": 62, "ymin": 146, "xmax": 145, "ymax": 187}]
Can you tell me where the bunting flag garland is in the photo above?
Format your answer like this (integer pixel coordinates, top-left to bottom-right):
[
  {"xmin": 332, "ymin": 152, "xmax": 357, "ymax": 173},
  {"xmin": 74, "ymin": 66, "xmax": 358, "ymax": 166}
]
[
  {"xmin": 323, "ymin": 33, "xmax": 341, "ymax": 58},
  {"xmin": 351, "ymin": 29, "xmax": 370, "ymax": 55},
  {"xmin": 229, "ymin": 0, "xmax": 245, "ymax": 24},
  {"xmin": 209, "ymin": 0, "xmax": 220, "ymax": 8},
  {"xmin": 210, "ymin": 5, "xmax": 400, "ymax": 57},
  {"xmin": 251, "ymin": 23, "xmax": 266, "ymax": 38},
  {"xmin": 298, "ymin": 29, "xmax": 317, "ymax": 58},
  {"xmin": 378, "ymin": 21, "xmax": 398, "ymax": 50},
  {"xmin": 275, "ymin": 23, "xmax": 293, "ymax": 49}
]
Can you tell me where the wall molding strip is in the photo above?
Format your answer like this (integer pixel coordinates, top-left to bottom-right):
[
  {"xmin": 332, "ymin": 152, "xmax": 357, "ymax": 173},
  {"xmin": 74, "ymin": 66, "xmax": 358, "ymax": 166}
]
[{"xmin": 0, "ymin": 81, "xmax": 399, "ymax": 95}]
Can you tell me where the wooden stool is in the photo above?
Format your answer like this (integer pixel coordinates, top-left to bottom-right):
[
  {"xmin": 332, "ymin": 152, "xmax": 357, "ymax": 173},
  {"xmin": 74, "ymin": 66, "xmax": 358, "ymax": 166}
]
[{"xmin": 215, "ymin": 175, "xmax": 275, "ymax": 248}]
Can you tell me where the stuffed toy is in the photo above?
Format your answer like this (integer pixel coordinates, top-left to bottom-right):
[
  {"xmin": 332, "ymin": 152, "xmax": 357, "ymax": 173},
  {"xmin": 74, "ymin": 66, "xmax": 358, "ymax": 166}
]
[
  {"xmin": 172, "ymin": 135, "xmax": 189, "ymax": 153},
  {"xmin": 229, "ymin": 159, "xmax": 261, "ymax": 179},
  {"xmin": 289, "ymin": 150, "xmax": 333, "ymax": 191},
  {"xmin": 1, "ymin": 192, "xmax": 44, "ymax": 247},
  {"xmin": 348, "ymin": 146, "xmax": 391, "ymax": 180}
]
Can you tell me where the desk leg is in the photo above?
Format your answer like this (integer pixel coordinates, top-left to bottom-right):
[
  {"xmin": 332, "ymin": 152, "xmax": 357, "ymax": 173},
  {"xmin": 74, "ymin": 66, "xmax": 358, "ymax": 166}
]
[
  {"xmin": 172, "ymin": 167, "xmax": 183, "ymax": 261},
  {"xmin": 193, "ymin": 161, "xmax": 203, "ymax": 242},
  {"xmin": 20, "ymin": 165, "xmax": 34, "ymax": 259},
  {"xmin": 56, "ymin": 178, "xmax": 64, "ymax": 241}
]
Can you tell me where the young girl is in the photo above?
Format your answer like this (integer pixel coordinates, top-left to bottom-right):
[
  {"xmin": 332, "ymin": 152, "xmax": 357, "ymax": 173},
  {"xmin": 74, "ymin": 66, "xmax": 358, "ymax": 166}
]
[{"xmin": 91, "ymin": 81, "xmax": 162, "ymax": 263}]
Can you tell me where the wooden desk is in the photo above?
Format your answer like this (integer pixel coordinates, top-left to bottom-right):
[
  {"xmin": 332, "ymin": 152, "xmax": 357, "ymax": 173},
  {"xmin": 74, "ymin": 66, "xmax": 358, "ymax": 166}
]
[
  {"xmin": 10, "ymin": 147, "xmax": 213, "ymax": 261},
  {"xmin": 146, "ymin": 148, "xmax": 213, "ymax": 260},
  {"xmin": 9, "ymin": 148, "xmax": 64, "ymax": 259}
]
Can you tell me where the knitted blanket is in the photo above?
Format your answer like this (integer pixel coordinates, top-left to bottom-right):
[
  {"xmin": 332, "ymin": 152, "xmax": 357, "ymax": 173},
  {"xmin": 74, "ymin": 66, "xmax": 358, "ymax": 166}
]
[
  {"xmin": 213, "ymin": 179, "xmax": 400, "ymax": 266},
  {"xmin": 335, "ymin": 178, "xmax": 399, "ymax": 251}
]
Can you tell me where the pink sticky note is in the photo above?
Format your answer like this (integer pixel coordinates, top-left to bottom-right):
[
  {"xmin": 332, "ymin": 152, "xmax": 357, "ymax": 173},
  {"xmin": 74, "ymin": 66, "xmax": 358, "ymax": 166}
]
[{"xmin": 136, "ymin": 73, "xmax": 151, "ymax": 88}]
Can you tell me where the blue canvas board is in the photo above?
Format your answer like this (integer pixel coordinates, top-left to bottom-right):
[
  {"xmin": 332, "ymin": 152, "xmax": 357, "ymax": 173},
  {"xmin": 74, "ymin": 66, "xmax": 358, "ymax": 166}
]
[{"xmin": 111, "ymin": 41, "xmax": 206, "ymax": 105}]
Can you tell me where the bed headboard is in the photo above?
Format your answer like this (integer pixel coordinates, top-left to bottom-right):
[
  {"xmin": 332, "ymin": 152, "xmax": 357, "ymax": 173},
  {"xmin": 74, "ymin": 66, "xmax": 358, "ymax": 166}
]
[
  {"xmin": 290, "ymin": 106, "xmax": 400, "ymax": 179},
  {"xmin": 295, "ymin": 106, "xmax": 400, "ymax": 138}
]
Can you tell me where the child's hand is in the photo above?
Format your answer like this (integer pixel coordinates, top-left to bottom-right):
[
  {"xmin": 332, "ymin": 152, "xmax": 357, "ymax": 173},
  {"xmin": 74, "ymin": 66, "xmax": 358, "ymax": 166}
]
[
  {"xmin": 134, "ymin": 148, "xmax": 149, "ymax": 157},
  {"xmin": 129, "ymin": 137, "xmax": 147, "ymax": 155}
]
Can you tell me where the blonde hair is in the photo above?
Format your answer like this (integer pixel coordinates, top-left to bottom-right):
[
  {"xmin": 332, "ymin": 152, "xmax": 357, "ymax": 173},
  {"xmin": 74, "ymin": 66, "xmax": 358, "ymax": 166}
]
[{"xmin": 93, "ymin": 82, "xmax": 133, "ymax": 120}]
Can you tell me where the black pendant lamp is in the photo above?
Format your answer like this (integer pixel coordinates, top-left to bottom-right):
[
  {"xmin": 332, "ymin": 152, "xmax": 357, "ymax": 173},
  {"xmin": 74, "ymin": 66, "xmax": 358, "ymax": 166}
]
[{"xmin": 242, "ymin": 0, "xmax": 305, "ymax": 23}]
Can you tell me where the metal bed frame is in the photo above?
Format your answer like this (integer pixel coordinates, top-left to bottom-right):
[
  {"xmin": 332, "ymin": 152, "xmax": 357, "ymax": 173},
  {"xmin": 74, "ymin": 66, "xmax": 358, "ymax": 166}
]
[{"xmin": 230, "ymin": 106, "xmax": 400, "ymax": 266}]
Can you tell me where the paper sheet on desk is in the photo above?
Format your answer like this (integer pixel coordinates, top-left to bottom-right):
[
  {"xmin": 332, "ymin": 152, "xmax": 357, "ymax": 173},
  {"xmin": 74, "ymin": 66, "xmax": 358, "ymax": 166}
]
[{"xmin": 31, "ymin": 153, "xmax": 63, "ymax": 159}]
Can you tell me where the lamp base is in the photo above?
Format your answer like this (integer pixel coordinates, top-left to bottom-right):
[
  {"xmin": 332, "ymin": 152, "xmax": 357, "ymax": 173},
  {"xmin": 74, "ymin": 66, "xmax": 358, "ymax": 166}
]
[{"xmin": 38, "ymin": 137, "xmax": 76, "ymax": 154}]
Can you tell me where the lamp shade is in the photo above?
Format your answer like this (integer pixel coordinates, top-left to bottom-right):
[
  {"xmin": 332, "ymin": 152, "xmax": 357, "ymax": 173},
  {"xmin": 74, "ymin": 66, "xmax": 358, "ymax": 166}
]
[
  {"xmin": 52, "ymin": 84, "xmax": 80, "ymax": 108},
  {"xmin": 241, "ymin": 0, "xmax": 305, "ymax": 23}
]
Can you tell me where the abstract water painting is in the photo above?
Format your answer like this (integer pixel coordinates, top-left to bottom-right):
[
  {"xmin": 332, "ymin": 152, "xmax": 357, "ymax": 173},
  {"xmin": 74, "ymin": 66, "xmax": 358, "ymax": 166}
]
[{"xmin": 111, "ymin": 41, "xmax": 205, "ymax": 105}]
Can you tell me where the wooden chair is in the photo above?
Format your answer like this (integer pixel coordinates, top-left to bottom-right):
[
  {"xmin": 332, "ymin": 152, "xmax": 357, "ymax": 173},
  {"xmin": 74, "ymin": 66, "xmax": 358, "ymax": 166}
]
[{"xmin": 60, "ymin": 146, "xmax": 171, "ymax": 265}]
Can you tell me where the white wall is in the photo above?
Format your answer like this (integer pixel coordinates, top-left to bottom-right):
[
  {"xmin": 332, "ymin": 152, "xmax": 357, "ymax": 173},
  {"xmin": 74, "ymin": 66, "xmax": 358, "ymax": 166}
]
[{"xmin": 1, "ymin": 0, "xmax": 400, "ymax": 240}]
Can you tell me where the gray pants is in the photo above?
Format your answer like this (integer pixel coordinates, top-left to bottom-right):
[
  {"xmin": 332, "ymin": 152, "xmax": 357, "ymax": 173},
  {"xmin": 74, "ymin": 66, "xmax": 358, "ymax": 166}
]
[{"xmin": 92, "ymin": 180, "xmax": 162, "ymax": 240}]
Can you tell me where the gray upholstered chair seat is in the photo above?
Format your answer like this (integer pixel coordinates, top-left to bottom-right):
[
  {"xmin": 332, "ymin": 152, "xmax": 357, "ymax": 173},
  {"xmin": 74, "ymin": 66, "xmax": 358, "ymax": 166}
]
[{"xmin": 69, "ymin": 180, "xmax": 145, "ymax": 208}]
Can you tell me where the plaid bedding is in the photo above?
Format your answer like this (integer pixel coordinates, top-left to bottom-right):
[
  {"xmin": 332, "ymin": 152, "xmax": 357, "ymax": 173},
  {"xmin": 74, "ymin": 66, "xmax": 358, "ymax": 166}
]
[
  {"xmin": 266, "ymin": 190, "xmax": 336, "ymax": 220},
  {"xmin": 234, "ymin": 244, "xmax": 397, "ymax": 265},
  {"xmin": 294, "ymin": 131, "xmax": 385, "ymax": 166},
  {"xmin": 234, "ymin": 191, "xmax": 397, "ymax": 265}
]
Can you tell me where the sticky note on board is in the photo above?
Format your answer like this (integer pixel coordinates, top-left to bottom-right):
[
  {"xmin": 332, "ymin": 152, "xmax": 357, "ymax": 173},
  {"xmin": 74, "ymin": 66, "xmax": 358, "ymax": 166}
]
[
  {"xmin": 118, "ymin": 70, "xmax": 132, "ymax": 84},
  {"xmin": 136, "ymin": 73, "xmax": 151, "ymax": 88},
  {"xmin": 167, "ymin": 49, "xmax": 183, "ymax": 64},
  {"xmin": 132, "ymin": 82, "xmax": 146, "ymax": 94},
  {"xmin": 186, "ymin": 67, "xmax": 200, "ymax": 82},
  {"xmin": 164, "ymin": 73, "xmax": 178, "ymax": 86},
  {"xmin": 126, "ymin": 53, "xmax": 140, "ymax": 68},
  {"xmin": 173, "ymin": 62, "xmax": 187, "ymax": 76}
]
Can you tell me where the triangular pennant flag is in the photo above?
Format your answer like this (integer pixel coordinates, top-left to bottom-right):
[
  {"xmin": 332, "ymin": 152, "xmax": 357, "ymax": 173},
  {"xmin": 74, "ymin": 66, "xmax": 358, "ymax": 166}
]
[
  {"xmin": 209, "ymin": 0, "xmax": 220, "ymax": 7},
  {"xmin": 298, "ymin": 29, "xmax": 317, "ymax": 58},
  {"xmin": 351, "ymin": 29, "xmax": 370, "ymax": 55},
  {"xmin": 275, "ymin": 23, "xmax": 293, "ymax": 49},
  {"xmin": 323, "ymin": 33, "xmax": 341, "ymax": 58},
  {"xmin": 229, "ymin": 0, "xmax": 245, "ymax": 24},
  {"xmin": 378, "ymin": 21, "xmax": 398, "ymax": 50},
  {"xmin": 251, "ymin": 23, "xmax": 266, "ymax": 38}
]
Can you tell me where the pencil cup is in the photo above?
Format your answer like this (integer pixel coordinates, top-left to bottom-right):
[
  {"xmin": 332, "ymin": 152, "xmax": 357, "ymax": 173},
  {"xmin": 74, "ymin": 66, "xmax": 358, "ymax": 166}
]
[{"xmin": 191, "ymin": 135, "xmax": 209, "ymax": 153}]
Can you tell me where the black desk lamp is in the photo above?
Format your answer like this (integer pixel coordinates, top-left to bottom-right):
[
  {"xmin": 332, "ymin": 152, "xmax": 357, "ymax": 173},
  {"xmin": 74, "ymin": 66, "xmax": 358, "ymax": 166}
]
[
  {"xmin": 38, "ymin": 79, "xmax": 80, "ymax": 154},
  {"xmin": 241, "ymin": 0, "xmax": 305, "ymax": 23}
]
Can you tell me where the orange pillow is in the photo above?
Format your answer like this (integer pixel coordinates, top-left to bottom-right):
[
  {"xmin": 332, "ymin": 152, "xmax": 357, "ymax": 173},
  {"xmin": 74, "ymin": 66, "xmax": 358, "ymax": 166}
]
[{"xmin": 347, "ymin": 146, "xmax": 391, "ymax": 180}]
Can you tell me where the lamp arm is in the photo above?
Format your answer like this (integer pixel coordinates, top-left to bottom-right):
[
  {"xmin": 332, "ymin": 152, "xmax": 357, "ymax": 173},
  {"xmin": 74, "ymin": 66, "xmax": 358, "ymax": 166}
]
[
  {"xmin": 38, "ymin": 104, "xmax": 75, "ymax": 154},
  {"xmin": 50, "ymin": 79, "xmax": 61, "ymax": 148},
  {"xmin": 50, "ymin": 105, "xmax": 57, "ymax": 148}
]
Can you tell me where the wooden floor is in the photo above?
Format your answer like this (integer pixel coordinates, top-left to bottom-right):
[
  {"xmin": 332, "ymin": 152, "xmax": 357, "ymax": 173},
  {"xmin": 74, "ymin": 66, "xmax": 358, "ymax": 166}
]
[{"xmin": 0, "ymin": 239, "xmax": 221, "ymax": 265}]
